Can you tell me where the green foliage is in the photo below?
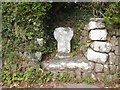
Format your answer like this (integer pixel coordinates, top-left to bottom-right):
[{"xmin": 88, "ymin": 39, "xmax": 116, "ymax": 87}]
[
  {"xmin": 104, "ymin": 2, "xmax": 120, "ymax": 31},
  {"xmin": 2, "ymin": 2, "xmax": 51, "ymax": 56},
  {"xmin": 104, "ymin": 2, "xmax": 120, "ymax": 24},
  {"xmin": 2, "ymin": 67, "xmax": 53, "ymax": 85},
  {"xmin": 3, "ymin": 2, "xmax": 120, "ymax": 86},
  {"xmin": 2, "ymin": 2, "xmax": 52, "ymax": 85},
  {"xmin": 75, "ymin": 77, "xmax": 95, "ymax": 84},
  {"xmin": 56, "ymin": 73, "xmax": 72, "ymax": 82},
  {"xmin": 117, "ymin": 71, "xmax": 120, "ymax": 81}
]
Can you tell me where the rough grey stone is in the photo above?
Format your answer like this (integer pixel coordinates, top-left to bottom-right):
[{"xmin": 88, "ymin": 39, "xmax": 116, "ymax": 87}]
[
  {"xmin": 115, "ymin": 46, "xmax": 120, "ymax": 55},
  {"xmin": 109, "ymin": 52, "xmax": 118, "ymax": 65},
  {"xmin": 88, "ymin": 18, "xmax": 105, "ymax": 30},
  {"xmin": 103, "ymin": 64, "xmax": 110, "ymax": 74},
  {"xmin": 91, "ymin": 72, "xmax": 97, "ymax": 81},
  {"xmin": 75, "ymin": 69, "xmax": 81, "ymax": 79},
  {"xmin": 109, "ymin": 65, "xmax": 117, "ymax": 74},
  {"xmin": 20, "ymin": 51, "xmax": 42, "ymax": 62},
  {"xmin": 95, "ymin": 63, "xmax": 103, "ymax": 73},
  {"xmin": 54, "ymin": 27, "xmax": 73, "ymax": 54},
  {"xmin": 82, "ymin": 71, "xmax": 91, "ymax": 78},
  {"xmin": 35, "ymin": 52, "xmax": 42, "ymax": 61},
  {"xmin": 110, "ymin": 36, "xmax": 118, "ymax": 52},
  {"xmin": 56, "ymin": 53, "xmax": 71, "ymax": 59},
  {"xmin": 89, "ymin": 29, "xmax": 107, "ymax": 40},
  {"xmin": 90, "ymin": 41, "xmax": 112, "ymax": 53},
  {"xmin": 87, "ymin": 48, "xmax": 108, "ymax": 64},
  {"xmin": 96, "ymin": 73, "xmax": 105, "ymax": 81},
  {"xmin": 116, "ymin": 31, "xmax": 120, "ymax": 36},
  {"xmin": 116, "ymin": 65, "xmax": 119, "ymax": 72},
  {"xmin": 36, "ymin": 38, "xmax": 43, "ymax": 46},
  {"xmin": 89, "ymin": 62, "xmax": 95, "ymax": 70},
  {"xmin": 105, "ymin": 75, "xmax": 114, "ymax": 82},
  {"xmin": 110, "ymin": 36, "xmax": 118, "ymax": 46}
]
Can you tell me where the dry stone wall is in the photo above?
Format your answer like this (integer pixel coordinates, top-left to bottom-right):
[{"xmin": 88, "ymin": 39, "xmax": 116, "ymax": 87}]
[{"xmin": 86, "ymin": 18, "xmax": 119, "ymax": 81}]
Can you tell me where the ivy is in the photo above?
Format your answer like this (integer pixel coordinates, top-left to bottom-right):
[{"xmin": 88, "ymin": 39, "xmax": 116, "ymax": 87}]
[
  {"xmin": 2, "ymin": 2, "xmax": 52, "ymax": 85},
  {"xmin": 104, "ymin": 2, "xmax": 120, "ymax": 31}
]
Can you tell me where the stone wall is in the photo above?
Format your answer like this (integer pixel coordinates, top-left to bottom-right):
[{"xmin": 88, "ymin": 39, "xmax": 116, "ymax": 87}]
[
  {"xmin": 86, "ymin": 18, "xmax": 119, "ymax": 82},
  {"xmin": 41, "ymin": 18, "xmax": 119, "ymax": 82}
]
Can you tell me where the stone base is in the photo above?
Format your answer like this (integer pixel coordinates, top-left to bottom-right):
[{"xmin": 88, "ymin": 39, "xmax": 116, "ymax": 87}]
[
  {"xmin": 41, "ymin": 56, "xmax": 91, "ymax": 72},
  {"xmin": 41, "ymin": 56, "xmax": 118, "ymax": 82},
  {"xmin": 55, "ymin": 53, "xmax": 71, "ymax": 59}
]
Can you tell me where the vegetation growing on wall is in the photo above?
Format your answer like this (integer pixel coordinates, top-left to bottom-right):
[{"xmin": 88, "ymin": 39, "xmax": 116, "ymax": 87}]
[
  {"xmin": 2, "ymin": 2, "xmax": 52, "ymax": 86},
  {"xmin": 104, "ymin": 2, "xmax": 120, "ymax": 32},
  {"xmin": 1, "ymin": 2, "xmax": 120, "ymax": 86}
]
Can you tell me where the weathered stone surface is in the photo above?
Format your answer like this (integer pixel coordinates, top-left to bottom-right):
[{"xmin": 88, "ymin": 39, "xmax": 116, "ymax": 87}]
[
  {"xmin": 110, "ymin": 36, "xmax": 118, "ymax": 52},
  {"xmin": 109, "ymin": 52, "xmax": 118, "ymax": 65},
  {"xmin": 111, "ymin": 45, "xmax": 116, "ymax": 52},
  {"xmin": 91, "ymin": 73, "xmax": 97, "ymax": 80},
  {"xmin": 88, "ymin": 20, "xmax": 105, "ymax": 30},
  {"xmin": 115, "ymin": 46, "xmax": 120, "ymax": 55},
  {"xmin": 116, "ymin": 65, "xmax": 119, "ymax": 72},
  {"xmin": 75, "ymin": 69, "xmax": 81, "ymax": 79},
  {"xmin": 21, "ymin": 51, "xmax": 42, "ymax": 61},
  {"xmin": 90, "ymin": 41, "xmax": 112, "ymax": 53},
  {"xmin": 110, "ymin": 36, "xmax": 118, "ymax": 46},
  {"xmin": 95, "ymin": 63, "xmax": 103, "ymax": 73},
  {"xmin": 89, "ymin": 29, "xmax": 107, "ymax": 40},
  {"xmin": 96, "ymin": 73, "xmax": 114, "ymax": 82},
  {"xmin": 82, "ymin": 71, "xmax": 91, "ymax": 78},
  {"xmin": 56, "ymin": 53, "xmax": 71, "ymax": 59},
  {"xmin": 96, "ymin": 73, "xmax": 104, "ymax": 81},
  {"xmin": 87, "ymin": 48, "xmax": 108, "ymax": 64},
  {"xmin": 41, "ymin": 57, "xmax": 91, "ymax": 71},
  {"xmin": 89, "ymin": 62, "xmax": 95, "ymax": 70},
  {"xmin": 35, "ymin": 52, "xmax": 42, "ymax": 61},
  {"xmin": 109, "ymin": 65, "xmax": 117, "ymax": 74},
  {"xmin": 103, "ymin": 64, "xmax": 110, "ymax": 74},
  {"xmin": 36, "ymin": 38, "xmax": 43, "ymax": 46},
  {"xmin": 106, "ymin": 75, "xmax": 114, "ymax": 82},
  {"xmin": 54, "ymin": 27, "xmax": 73, "ymax": 54}
]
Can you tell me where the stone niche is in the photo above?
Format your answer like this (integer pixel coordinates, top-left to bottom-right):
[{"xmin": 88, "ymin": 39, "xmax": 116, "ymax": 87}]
[
  {"xmin": 41, "ymin": 27, "xmax": 92, "ymax": 75},
  {"xmin": 41, "ymin": 18, "xmax": 119, "ymax": 82}
]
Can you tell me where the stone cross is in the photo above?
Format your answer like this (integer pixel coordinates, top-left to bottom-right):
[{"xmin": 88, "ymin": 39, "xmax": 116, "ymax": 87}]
[{"xmin": 54, "ymin": 27, "xmax": 73, "ymax": 54}]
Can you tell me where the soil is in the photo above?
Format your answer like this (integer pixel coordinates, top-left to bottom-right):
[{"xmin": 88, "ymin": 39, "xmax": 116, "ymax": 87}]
[{"xmin": 1, "ymin": 80, "xmax": 120, "ymax": 88}]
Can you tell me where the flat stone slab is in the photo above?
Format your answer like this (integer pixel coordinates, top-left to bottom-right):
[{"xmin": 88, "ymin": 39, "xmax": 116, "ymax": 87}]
[
  {"xmin": 87, "ymin": 48, "xmax": 108, "ymax": 64},
  {"xmin": 88, "ymin": 20, "xmax": 105, "ymax": 30},
  {"xmin": 90, "ymin": 41, "xmax": 112, "ymax": 53},
  {"xmin": 41, "ymin": 56, "xmax": 91, "ymax": 71},
  {"xmin": 89, "ymin": 29, "xmax": 107, "ymax": 40}
]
